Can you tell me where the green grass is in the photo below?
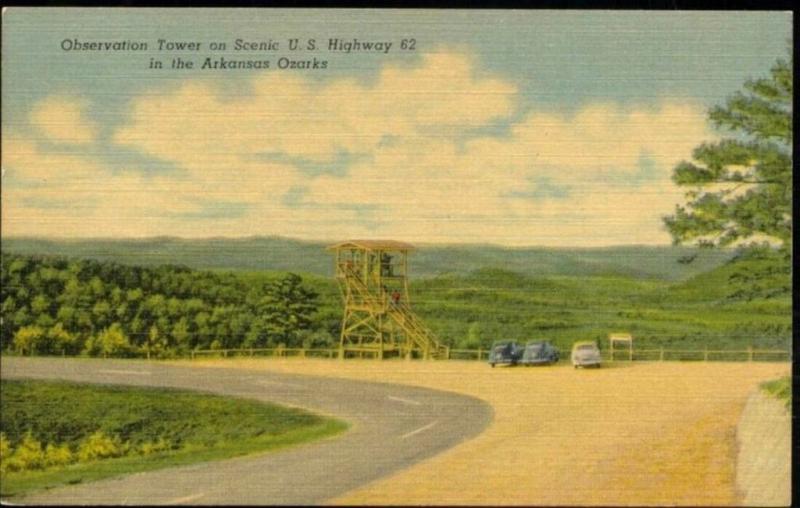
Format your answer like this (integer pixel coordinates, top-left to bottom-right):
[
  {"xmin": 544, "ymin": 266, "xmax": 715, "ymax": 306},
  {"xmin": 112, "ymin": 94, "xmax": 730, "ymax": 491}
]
[
  {"xmin": 0, "ymin": 379, "xmax": 347, "ymax": 497},
  {"xmin": 398, "ymin": 260, "xmax": 792, "ymax": 353},
  {"xmin": 250, "ymin": 255, "xmax": 792, "ymax": 355},
  {"xmin": 761, "ymin": 377, "xmax": 791, "ymax": 411}
]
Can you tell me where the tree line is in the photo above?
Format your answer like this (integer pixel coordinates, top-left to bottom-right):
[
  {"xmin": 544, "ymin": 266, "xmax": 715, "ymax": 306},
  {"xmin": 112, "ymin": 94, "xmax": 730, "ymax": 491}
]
[{"xmin": 1, "ymin": 253, "xmax": 334, "ymax": 357}]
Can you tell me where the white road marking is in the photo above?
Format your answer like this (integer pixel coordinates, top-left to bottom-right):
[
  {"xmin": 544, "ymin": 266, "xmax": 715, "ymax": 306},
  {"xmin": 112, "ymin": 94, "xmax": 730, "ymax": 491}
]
[
  {"xmin": 400, "ymin": 420, "xmax": 438, "ymax": 440},
  {"xmin": 98, "ymin": 369, "xmax": 150, "ymax": 376},
  {"xmin": 164, "ymin": 493, "xmax": 205, "ymax": 505},
  {"xmin": 255, "ymin": 379, "xmax": 304, "ymax": 389},
  {"xmin": 387, "ymin": 395, "xmax": 421, "ymax": 406}
]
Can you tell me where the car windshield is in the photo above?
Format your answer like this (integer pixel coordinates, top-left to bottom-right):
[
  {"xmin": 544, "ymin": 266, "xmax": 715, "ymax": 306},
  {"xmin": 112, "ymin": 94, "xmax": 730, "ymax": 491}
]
[
  {"xmin": 577, "ymin": 345, "xmax": 597, "ymax": 351},
  {"xmin": 528, "ymin": 344, "xmax": 543, "ymax": 351}
]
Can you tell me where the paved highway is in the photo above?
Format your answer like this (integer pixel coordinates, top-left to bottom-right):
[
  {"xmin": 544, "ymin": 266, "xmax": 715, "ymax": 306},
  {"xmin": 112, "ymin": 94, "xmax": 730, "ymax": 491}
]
[{"xmin": 1, "ymin": 357, "xmax": 492, "ymax": 505}]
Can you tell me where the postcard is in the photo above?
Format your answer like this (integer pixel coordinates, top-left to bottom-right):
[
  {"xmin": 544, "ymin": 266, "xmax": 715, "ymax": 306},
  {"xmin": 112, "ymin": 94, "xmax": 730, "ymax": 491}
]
[{"xmin": 0, "ymin": 8, "xmax": 792, "ymax": 506}]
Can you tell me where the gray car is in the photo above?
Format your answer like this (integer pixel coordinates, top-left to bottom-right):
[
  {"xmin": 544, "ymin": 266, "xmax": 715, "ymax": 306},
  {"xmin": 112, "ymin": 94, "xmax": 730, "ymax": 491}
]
[{"xmin": 571, "ymin": 341, "xmax": 602, "ymax": 368}]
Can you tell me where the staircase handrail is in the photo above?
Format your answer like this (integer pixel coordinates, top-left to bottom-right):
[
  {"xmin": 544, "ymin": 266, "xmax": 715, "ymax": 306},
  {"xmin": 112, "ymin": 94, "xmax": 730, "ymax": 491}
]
[{"xmin": 339, "ymin": 264, "xmax": 446, "ymax": 356}]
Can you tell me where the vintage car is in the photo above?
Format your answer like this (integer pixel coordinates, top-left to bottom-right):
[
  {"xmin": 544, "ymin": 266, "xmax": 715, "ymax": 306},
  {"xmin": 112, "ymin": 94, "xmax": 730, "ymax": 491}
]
[
  {"xmin": 488, "ymin": 340, "xmax": 523, "ymax": 367},
  {"xmin": 520, "ymin": 340, "xmax": 560, "ymax": 365},
  {"xmin": 571, "ymin": 341, "xmax": 602, "ymax": 368}
]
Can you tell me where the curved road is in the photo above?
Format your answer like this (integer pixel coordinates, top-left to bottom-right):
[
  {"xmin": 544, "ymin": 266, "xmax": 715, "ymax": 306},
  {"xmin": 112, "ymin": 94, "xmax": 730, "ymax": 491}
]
[{"xmin": 1, "ymin": 357, "xmax": 492, "ymax": 505}]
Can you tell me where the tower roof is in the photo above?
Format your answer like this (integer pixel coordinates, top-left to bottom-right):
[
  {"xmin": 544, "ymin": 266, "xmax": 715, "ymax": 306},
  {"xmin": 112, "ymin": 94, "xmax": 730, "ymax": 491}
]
[{"xmin": 327, "ymin": 239, "xmax": 415, "ymax": 251}]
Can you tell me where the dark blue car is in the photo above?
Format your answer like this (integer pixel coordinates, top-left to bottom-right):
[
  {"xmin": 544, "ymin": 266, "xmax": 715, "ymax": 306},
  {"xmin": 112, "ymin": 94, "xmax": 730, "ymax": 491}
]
[
  {"xmin": 488, "ymin": 340, "xmax": 523, "ymax": 367},
  {"xmin": 520, "ymin": 340, "xmax": 560, "ymax": 365}
]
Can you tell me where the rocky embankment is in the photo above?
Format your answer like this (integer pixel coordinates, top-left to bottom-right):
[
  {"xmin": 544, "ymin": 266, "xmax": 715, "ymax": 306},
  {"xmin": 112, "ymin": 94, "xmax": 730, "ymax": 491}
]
[{"xmin": 736, "ymin": 389, "xmax": 791, "ymax": 506}]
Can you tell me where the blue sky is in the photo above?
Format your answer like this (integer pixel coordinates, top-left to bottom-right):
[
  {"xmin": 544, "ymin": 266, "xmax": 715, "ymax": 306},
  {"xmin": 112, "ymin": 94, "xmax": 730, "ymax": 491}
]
[{"xmin": 1, "ymin": 8, "xmax": 792, "ymax": 245}]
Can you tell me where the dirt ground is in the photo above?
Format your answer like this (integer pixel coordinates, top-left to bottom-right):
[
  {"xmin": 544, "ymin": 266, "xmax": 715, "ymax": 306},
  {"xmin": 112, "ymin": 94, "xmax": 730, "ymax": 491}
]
[{"xmin": 184, "ymin": 358, "xmax": 789, "ymax": 506}]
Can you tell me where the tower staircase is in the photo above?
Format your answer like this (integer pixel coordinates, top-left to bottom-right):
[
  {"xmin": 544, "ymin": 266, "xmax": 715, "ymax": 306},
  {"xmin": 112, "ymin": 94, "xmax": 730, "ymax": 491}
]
[{"xmin": 341, "ymin": 265, "xmax": 448, "ymax": 359}]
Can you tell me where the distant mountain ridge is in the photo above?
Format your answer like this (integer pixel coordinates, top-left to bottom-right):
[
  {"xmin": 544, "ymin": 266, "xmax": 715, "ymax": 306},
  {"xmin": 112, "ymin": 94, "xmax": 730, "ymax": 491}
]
[{"xmin": 1, "ymin": 236, "xmax": 735, "ymax": 281}]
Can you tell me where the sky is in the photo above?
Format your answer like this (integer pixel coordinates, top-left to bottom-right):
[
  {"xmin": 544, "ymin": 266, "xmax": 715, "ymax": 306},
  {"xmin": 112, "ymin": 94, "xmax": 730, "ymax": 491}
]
[{"xmin": 0, "ymin": 8, "xmax": 792, "ymax": 246}]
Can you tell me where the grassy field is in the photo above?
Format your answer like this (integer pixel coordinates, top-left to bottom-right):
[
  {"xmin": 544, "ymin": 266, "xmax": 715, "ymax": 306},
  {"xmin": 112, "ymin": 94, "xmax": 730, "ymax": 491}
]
[
  {"xmin": 185, "ymin": 358, "xmax": 790, "ymax": 505},
  {"xmin": 299, "ymin": 256, "xmax": 792, "ymax": 353},
  {"xmin": 0, "ymin": 379, "xmax": 347, "ymax": 497}
]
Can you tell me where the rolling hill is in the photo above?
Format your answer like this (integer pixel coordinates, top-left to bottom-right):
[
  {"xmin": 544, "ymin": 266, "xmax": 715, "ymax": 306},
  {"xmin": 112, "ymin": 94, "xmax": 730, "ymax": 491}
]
[{"xmin": 1, "ymin": 236, "xmax": 734, "ymax": 281}]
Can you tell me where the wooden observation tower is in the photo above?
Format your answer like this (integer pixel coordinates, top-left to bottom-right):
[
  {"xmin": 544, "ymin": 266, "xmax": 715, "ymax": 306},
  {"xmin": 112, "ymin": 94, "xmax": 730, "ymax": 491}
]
[{"xmin": 327, "ymin": 240, "xmax": 447, "ymax": 359}]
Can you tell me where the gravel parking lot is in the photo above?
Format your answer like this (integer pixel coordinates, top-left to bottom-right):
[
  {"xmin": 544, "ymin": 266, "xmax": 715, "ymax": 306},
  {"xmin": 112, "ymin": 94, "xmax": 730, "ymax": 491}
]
[{"xmin": 186, "ymin": 358, "xmax": 789, "ymax": 506}]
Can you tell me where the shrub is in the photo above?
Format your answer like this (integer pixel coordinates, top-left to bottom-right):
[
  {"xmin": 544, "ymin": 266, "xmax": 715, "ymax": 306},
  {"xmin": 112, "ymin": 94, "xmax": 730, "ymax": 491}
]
[
  {"xmin": 77, "ymin": 431, "xmax": 122, "ymax": 462},
  {"xmin": 7, "ymin": 432, "xmax": 45, "ymax": 471},
  {"xmin": 44, "ymin": 443, "xmax": 74, "ymax": 467},
  {"xmin": 81, "ymin": 336, "xmax": 97, "ymax": 356},
  {"xmin": 97, "ymin": 324, "xmax": 132, "ymax": 358},
  {"xmin": 761, "ymin": 377, "xmax": 791, "ymax": 411},
  {"xmin": 138, "ymin": 438, "xmax": 171, "ymax": 456},
  {"xmin": 0, "ymin": 433, "xmax": 11, "ymax": 474},
  {"xmin": 13, "ymin": 326, "xmax": 46, "ymax": 355},
  {"xmin": 47, "ymin": 323, "xmax": 77, "ymax": 356}
]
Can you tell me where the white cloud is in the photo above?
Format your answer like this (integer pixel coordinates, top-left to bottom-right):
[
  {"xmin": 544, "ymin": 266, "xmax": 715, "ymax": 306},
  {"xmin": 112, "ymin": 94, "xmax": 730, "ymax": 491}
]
[
  {"xmin": 1, "ymin": 130, "xmax": 303, "ymax": 238},
  {"xmin": 3, "ymin": 50, "xmax": 713, "ymax": 246},
  {"xmin": 301, "ymin": 100, "xmax": 711, "ymax": 245},
  {"xmin": 113, "ymin": 51, "xmax": 516, "ymax": 167},
  {"xmin": 29, "ymin": 96, "xmax": 97, "ymax": 144},
  {"xmin": 508, "ymin": 102, "xmax": 709, "ymax": 175}
]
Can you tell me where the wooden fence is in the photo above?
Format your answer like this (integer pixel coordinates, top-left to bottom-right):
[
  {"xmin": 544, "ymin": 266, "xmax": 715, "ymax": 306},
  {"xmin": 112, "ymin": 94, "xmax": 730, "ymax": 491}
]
[
  {"xmin": 5, "ymin": 346, "xmax": 790, "ymax": 362},
  {"xmin": 189, "ymin": 346, "xmax": 791, "ymax": 362},
  {"xmin": 190, "ymin": 347, "xmax": 339, "ymax": 359}
]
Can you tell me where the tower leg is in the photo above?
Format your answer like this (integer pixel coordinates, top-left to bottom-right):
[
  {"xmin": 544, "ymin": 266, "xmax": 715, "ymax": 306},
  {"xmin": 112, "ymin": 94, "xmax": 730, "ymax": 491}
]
[
  {"xmin": 378, "ymin": 316, "xmax": 384, "ymax": 360},
  {"xmin": 339, "ymin": 311, "xmax": 347, "ymax": 360}
]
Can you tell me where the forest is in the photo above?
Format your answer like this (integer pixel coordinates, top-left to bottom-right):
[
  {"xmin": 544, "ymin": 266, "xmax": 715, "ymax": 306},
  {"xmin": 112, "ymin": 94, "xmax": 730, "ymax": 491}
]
[
  {"xmin": 0, "ymin": 253, "xmax": 332, "ymax": 358},
  {"xmin": 0, "ymin": 246, "xmax": 791, "ymax": 358}
]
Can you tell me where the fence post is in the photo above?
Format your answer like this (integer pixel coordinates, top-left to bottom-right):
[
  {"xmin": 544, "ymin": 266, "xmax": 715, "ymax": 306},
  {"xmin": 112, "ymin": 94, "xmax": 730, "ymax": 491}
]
[
  {"xmin": 477, "ymin": 348, "xmax": 483, "ymax": 361},
  {"xmin": 223, "ymin": 349, "xmax": 228, "ymax": 358},
  {"xmin": 704, "ymin": 348, "xmax": 709, "ymax": 362},
  {"xmin": 748, "ymin": 346, "xmax": 753, "ymax": 362},
  {"xmin": 659, "ymin": 347, "xmax": 664, "ymax": 362},
  {"xmin": 191, "ymin": 350, "xmax": 195, "ymax": 360}
]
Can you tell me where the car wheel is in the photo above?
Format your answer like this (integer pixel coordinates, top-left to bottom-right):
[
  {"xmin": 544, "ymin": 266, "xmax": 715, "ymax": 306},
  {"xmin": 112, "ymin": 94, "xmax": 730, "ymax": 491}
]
[{"xmin": 490, "ymin": 363, "xmax": 495, "ymax": 368}]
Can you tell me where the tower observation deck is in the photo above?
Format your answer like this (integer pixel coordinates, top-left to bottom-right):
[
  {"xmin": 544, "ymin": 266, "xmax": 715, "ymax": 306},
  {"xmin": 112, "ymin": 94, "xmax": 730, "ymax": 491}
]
[{"xmin": 327, "ymin": 240, "xmax": 448, "ymax": 359}]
